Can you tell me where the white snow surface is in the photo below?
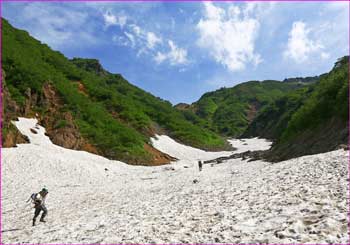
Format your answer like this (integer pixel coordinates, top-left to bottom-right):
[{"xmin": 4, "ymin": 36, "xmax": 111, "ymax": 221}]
[
  {"xmin": 150, "ymin": 135, "xmax": 272, "ymax": 161},
  {"xmin": 2, "ymin": 118, "xmax": 349, "ymax": 244}
]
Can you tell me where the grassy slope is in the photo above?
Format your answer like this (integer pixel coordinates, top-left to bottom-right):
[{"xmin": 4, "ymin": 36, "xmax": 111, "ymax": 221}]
[
  {"xmin": 241, "ymin": 85, "xmax": 315, "ymax": 140},
  {"xmin": 186, "ymin": 80, "xmax": 306, "ymax": 136},
  {"xmin": 2, "ymin": 19, "xmax": 227, "ymax": 163},
  {"xmin": 242, "ymin": 57, "xmax": 349, "ymax": 161},
  {"xmin": 281, "ymin": 57, "xmax": 348, "ymax": 141}
]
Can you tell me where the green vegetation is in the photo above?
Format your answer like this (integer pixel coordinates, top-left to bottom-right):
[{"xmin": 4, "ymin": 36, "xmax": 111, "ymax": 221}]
[
  {"xmin": 242, "ymin": 86, "xmax": 314, "ymax": 139},
  {"xmin": 187, "ymin": 80, "xmax": 306, "ymax": 136},
  {"xmin": 2, "ymin": 18, "xmax": 226, "ymax": 163},
  {"xmin": 4, "ymin": 17, "xmax": 347, "ymax": 163},
  {"xmin": 242, "ymin": 56, "xmax": 348, "ymax": 159},
  {"xmin": 281, "ymin": 56, "xmax": 349, "ymax": 141}
]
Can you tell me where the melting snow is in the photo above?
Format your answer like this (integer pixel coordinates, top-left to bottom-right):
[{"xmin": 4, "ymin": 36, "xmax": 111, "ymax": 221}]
[{"xmin": 1, "ymin": 118, "xmax": 349, "ymax": 243}]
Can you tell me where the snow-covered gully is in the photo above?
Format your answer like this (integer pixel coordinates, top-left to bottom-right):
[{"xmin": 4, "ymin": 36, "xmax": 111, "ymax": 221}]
[{"xmin": 1, "ymin": 118, "xmax": 349, "ymax": 244}]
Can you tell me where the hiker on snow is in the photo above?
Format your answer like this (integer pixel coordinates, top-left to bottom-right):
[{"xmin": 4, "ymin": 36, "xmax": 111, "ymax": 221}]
[
  {"xmin": 198, "ymin": 160, "xmax": 203, "ymax": 171},
  {"xmin": 31, "ymin": 188, "xmax": 48, "ymax": 226}
]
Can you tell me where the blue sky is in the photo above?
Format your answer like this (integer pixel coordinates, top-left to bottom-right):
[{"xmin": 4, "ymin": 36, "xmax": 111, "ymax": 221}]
[{"xmin": 3, "ymin": 2, "xmax": 349, "ymax": 104}]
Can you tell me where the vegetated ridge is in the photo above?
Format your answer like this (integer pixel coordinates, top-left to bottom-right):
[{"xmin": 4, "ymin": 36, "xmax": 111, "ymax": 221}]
[
  {"xmin": 176, "ymin": 79, "xmax": 318, "ymax": 137},
  {"xmin": 243, "ymin": 56, "xmax": 349, "ymax": 161},
  {"xmin": 2, "ymin": 18, "xmax": 229, "ymax": 165}
]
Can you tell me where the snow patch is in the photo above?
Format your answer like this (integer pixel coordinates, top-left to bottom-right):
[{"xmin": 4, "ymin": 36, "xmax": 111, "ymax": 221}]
[{"xmin": 2, "ymin": 118, "xmax": 348, "ymax": 244}]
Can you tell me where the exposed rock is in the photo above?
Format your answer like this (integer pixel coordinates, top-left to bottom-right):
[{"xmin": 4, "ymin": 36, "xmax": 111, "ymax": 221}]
[
  {"xmin": 2, "ymin": 70, "xmax": 29, "ymax": 147},
  {"xmin": 143, "ymin": 144, "xmax": 177, "ymax": 166},
  {"xmin": 174, "ymin": 103, "xmax": 191, "ymax": 111},
  {"xmin": 30, "ymin": 128, "xmax": 38, "ymax": 134},
  {"xmin": 70, "ymin": 58, "xmax": 108, "ymax": 77}
]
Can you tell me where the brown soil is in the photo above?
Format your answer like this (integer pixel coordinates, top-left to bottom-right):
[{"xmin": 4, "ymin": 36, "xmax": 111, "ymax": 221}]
[
  {"xmin": 143, "ymin": 144, "xmax": 177, "ymax": 166},
  {"xmin": 246, "ymin": 101, "xmax": 260, "ymax": 123},
  {"xmin": 74, "ymin": 81, "xmax": 88, "ymax": 96},
  {"xmin": 2, "ymin": 77, "xmax": 175, "ymax": 165},
  {"xmin": 2, "ymin": 70, "xmax": 29, "ymax": 147}
]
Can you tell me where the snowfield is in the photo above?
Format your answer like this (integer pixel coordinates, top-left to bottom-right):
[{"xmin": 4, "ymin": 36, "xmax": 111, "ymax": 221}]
[{"xmin": 1, "ymin": 118, "xmax": 349, "ymax": 244}]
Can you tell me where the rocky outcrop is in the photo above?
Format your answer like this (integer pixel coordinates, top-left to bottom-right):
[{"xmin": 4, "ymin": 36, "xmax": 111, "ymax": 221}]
[
  {"xmin": 144, "ymin": 144, "xmax": 177, "ymax": 166},
  {"xmin": 174, "ymin": 103, "xmax": 191, "ymax": 111},
  {"xmin": 2, "ymin": 80, "xmax": 99, "ymax": 154},
  {"xmin": 245, "ymin": 101, "xmax": 260, "ymax": 123},
  {"xmin": 37, "ymin": 83, "xmax": 99, "ymax": 154},
  {"xmin": 3, "ymin": 80, "xmax": 176, "ymax": 165},
  {"xmin": 70, "ymin": 58, "xmax": 108, "ymax": 77},
  {"xmin": 2, "ymin": 70, "xmax": 29, "ymax": 147}
]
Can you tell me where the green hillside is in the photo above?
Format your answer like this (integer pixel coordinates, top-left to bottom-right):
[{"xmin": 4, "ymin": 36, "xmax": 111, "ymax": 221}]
[
  {"xmin": 2, "ymin": 18, "xmax": 227, "ymax": 164},
  {"xmin": 180, "ymin": 80, "xmax": 309, "ymax": 136},
  {"xmin": 281, "ymin": 57, "xmax": 348, "ymax": 141},
  {"xmin": 241, "ymin": 85, "xmax": 315, "ymax": 139},
  {"xmin": 243, "ymin": 56, "xmax": 349, "ymax": 161}
]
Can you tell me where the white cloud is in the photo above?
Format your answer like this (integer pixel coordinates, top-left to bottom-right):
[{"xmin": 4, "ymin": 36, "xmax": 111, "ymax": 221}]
[
  {"xmin": 103, "ymin": 12, "xmax": 117, "ymax": 26},
  {"xmin": 168, "ymin": 40, "xmax": 188, "ymax": 65},
  {"xmin": 284, "ymin": 21, "xmax": 328, "ymax": 63},
  {"xmin": 196, "ymin": 2, "xmax": 261, "ymax": 72},
  {"xmin": 154, "ymin": 40, "xmax": 188, "ymax": 65},
  {"xmin": 146, "ymin": 32, "xmax": 162, "ymax": 49},
  {"xmin": 130, "ymin": 24, "xmax": 142, "ymax": 36},
  {"xmin": 154, "ymin": 52, "xmax": 167, "ymax": 64},
  {"xmin": 124, "ymin": 32, "xmax": 136, "ymax": 47},
  {"xmin": 112, "ymin": 35, "xmax": 129, "ymax": 46},
  {"xmin": 112, "ymin": 21, "xmax": 187, "ymax": 66},
  {"xmin": 103, "ymin": 12, "xmax": 127, "ymax": 28},
  {"xmin": 19, "ymin": 3, "xmax": 97, "ymax": 49}
]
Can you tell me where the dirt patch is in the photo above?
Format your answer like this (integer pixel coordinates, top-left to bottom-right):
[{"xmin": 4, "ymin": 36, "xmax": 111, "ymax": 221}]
[
  {"xmin": 143, "ymin": 144, "xmax": 177, "ymax": 166},
  {"xmin": 73, "ymin": 81, "xmax": 88, "ymax": 96},
  {"xmin": 2, "ymin": 70, "xmax": 29, "ymax": 147},
  {"xmin": 246, "ymin": 101, "xmax": 260, "ymax": 123}
]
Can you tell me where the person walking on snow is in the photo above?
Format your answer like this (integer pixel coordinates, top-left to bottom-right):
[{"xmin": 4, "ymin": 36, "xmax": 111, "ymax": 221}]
[
  {"xmin": 32, "ymin": 188, "xmax": 48, "ymax": 226},
  {"xmin": 198, "ymin": 160, "xmax": 203, "ymax": 171}
]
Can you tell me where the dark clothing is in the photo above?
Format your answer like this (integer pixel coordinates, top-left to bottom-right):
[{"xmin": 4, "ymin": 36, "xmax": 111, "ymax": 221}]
[
  {"xmin": 32, "ymin": 193, "xmax": 48, "ymax": 226},
  {"xmin": 198, "ymin": 161, "xmax": 203, "ymax": 171},
  {"xmin": 34, "ymin": 205, "xmax": 47, "ymax": 220},
  {"xmin": 33, "ymin": 204, "xmax": 47, "ymax": 226}
]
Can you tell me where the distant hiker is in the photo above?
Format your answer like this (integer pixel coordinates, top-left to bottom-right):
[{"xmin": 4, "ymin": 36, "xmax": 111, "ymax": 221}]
[
  {"xmin": 198, "ymin": 160, "xmax": 203, "ymax": 171},
  {"xmin": 30, "ymin": 188, "xmax": 48, "ymax": 226}
]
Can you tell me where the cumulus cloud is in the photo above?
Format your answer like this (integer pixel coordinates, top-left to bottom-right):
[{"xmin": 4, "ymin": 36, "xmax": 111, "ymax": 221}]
[
  {"xmin": 146, "ymin": 32, "xmax": 162, "ymax": 49},
  {"xmin": 103, "ymin": 11, "xmax": 127, "ymax": 28},
  {"xmin": 154, "ymin": 40, "xmax": 188, "ymax": 65},
  {"xmin": 284, "ymin": 21, "xmax": 328, "ymax": 63},
  {"xmin": 196, "ymin": 2, "xmax": 262, "ymax": 72}
]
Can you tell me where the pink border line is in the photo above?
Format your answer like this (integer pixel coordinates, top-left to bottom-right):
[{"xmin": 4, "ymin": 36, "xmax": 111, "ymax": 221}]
[
  {"xmin": 1, "ymin": 0, "xmax": 3, "ymax": 244},
  {"xmin": 0, "ymin": 0, "xmax": 349, "ymax": 245},
  {"xmin": 0, "ymin": 0, "xmax": 341, "ymax": 1},
  {"xmin": 347, "ymin": 1, "xmax": 350, "ymax": 245}
]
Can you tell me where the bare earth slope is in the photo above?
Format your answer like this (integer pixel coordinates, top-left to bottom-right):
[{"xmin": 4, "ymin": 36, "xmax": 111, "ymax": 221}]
[{"xmin": 2, "ymin": 118, "xmax": 348, "ymax": 243}]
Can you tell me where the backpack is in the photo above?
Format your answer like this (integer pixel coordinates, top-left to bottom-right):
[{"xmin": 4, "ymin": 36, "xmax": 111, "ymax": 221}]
[{"xmin": 28, "ymin": 193, "xmax": 42, "ymax": 207}]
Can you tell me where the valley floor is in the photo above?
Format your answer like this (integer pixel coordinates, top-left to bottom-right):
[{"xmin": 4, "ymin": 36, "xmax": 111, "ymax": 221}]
[{"xmin": 1, "ymin": 118, "xmax": 349, "ymax": 244}]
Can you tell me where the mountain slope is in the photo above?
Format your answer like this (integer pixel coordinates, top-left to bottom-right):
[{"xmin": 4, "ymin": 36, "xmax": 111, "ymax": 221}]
[
  {"xmin": 241, "ymin": 86, "xmax": 314, "ymax": 139},
  {"xmin": 177, "ymin": 80, "xmax": 314, "ymax": 136},
  {"xmin": 2, "ymin": 18, "xmax": 228, "ymax": 164},
  {"xmin": 243, "ymin": 56, "xmax": 349, "ymax": 161}
]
